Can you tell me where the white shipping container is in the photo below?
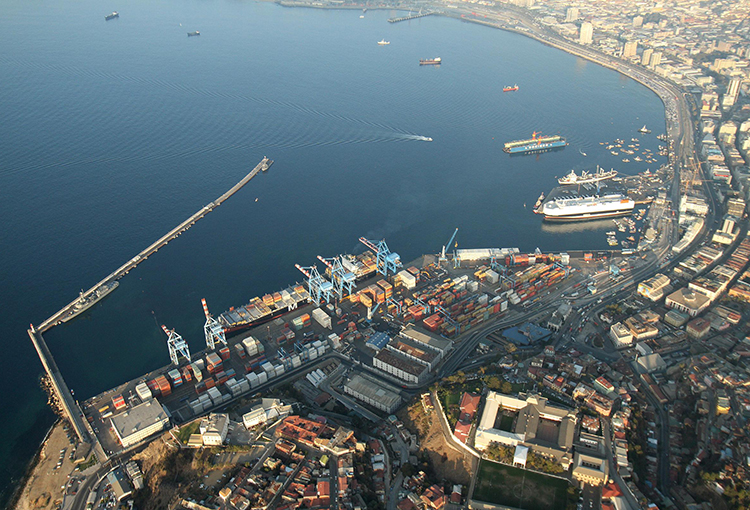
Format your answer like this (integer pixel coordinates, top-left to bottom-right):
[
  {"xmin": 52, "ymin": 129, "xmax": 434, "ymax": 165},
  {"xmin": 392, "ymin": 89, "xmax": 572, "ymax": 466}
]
[
  {"xmin": 308, "ymin": 349, "xmax": 318, "ymax": 360},
  {"xmin": 194, "ymin": 359, "xmax": 206, "ymax": 371},
  {"xmin": 317, "ymin": 345, "xmax": 326, "ymax": 356},
  {"xmin": 467, "ymin": 281, "xmax": 479, "ymax": 292},
  {"xmin": 275, "ymin": 365, "xmax": 285, "ymax": 377},
  {"xmin": 485, "ymin": 270, "xmax": 499, "ymax": 284},
  {"xmin": 292, "ymin": 355, "xmax": 301, "ymax": 368},
  {"xmin": 312, "ymin": 308, "xmax": 332, "ymax": 329},
  {"xmin": 199, "ymin": 394, "xmax": 211, "ymax": 404},
  {"xmin": 246, "ymin": 372, "xmax": 259, "ymax": 388},
  {"xmin": 135, "ymin": 382, "xmax": 152, "ymax": 401},
  {"xmin": 397, "ymin": 269, "xmax": 417, "ymax": 289},
  {"xmin": 477, "ymin": 293, "xmax": 489, "ymax": 306},
  {"xmin": 500, "ymin": 300, "xmax": 508, "ymax": 312},
  {"xmin": 258, "ymin": 372, "xmax": 268, "ymax": 384},
  {"xmin": 261, "ymin": 362, "xmax": 275, "ymax": 374}
]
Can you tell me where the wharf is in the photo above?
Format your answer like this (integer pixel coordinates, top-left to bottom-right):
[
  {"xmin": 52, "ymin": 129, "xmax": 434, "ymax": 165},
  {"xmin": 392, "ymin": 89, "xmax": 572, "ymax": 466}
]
[
  {"xmin": 37, "ymin": 158, "xmax": 272, "ymax": 333},
  {"xmin": 388, "ymin": 11, "xmax": 436, "ymax": 23},
  {"xmin": 28, "ymin": 157, "xmax": 272, "ymax": 453}
]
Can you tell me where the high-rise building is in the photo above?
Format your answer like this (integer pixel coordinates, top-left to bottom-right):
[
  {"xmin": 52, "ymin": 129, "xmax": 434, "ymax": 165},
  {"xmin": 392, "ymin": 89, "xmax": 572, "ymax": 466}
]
[
  {"xmin": 641, "ymin": 48, "xmax": 653, "ymax": 66},
  {"xmin": 565, "ymin": 7, "xmax": 579, "ymax": 22},
  {"xmin": 579, "ymin": 22, "xmax": 593, "ymax": 45},
  {"xmin": 723, "ymin": 77, "xmax": 743, "ymax": 107},
  {"xmin": 632, "ymin": 15, "xmax": 643, "ymax": 28},
  {"xmin": 623, "ymin": 40, "xmax": 638, "ymax": 58},
  {"xmin": 650, "ymin": 51, "xmax": 662, "ymax": 67}
]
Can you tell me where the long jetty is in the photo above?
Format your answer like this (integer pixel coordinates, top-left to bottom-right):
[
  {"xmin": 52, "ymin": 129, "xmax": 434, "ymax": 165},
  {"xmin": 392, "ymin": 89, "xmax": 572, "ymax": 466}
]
[
  {"xmin": 388, "ymin": 11, "xmax": 436, "ymax": 23},
  {"xmin": 28, "ymin": 157, "xmax": 272, "ymax": 444},
  {"xmin": 37, "ymin": 157, "xmax": 272, "ymax": 333}
]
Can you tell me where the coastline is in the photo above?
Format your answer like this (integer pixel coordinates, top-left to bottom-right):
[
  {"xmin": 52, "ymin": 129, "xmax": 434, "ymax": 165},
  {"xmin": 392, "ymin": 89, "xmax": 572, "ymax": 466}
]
[{"xmin": 8, "ymin": 419, "xmax": 60, "ymax": 510}]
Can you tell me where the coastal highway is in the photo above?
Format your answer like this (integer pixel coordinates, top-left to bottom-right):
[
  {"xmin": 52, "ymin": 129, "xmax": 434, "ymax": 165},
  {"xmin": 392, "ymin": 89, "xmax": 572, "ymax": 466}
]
[{"xmin": 36, "ymin": 157, "xmax": 272, "ymax": 333}]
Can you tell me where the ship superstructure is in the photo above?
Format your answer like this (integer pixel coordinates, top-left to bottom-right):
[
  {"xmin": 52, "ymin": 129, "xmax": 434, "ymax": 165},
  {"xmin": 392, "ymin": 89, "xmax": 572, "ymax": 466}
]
[
  {"xmin": 558, "ymin": 167, "xmax": 618, "ymax": 185},
  {"xmin": 504, "ymin": 131, "xmax": 567, "ymax": 154}
]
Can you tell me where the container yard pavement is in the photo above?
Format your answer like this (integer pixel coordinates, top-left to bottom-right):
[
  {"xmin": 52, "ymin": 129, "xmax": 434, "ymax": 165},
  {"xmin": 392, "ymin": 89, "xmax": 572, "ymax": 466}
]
[{"xmin": 472, "ymin": 459, "xmax": 569, "ymax": 510}]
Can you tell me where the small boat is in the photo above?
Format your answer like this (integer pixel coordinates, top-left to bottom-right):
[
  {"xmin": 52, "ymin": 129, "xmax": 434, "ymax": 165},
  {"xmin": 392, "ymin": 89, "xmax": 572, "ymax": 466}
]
[
  {"xmin": 503, "ymin": 85, "xmax": 519, "ymax": 92},
  {"xmin": 606, "ymin": 231, "xmax": 616, "ymax": 236},
  {"xmin": 611, "ymin": 151, "xmax": 619, "ymax": 155},
  {"xmin": 360, "ymin": 15, "xmax": 365, "ymax": 18},
  {"xmin": 419, "ymin": 57, "xmax": 442, "ymax": 65},
  {"xmin": 377, "ymin": 39, "xmax": 390, "ymax": 45},
  {"xmin": 638, "ymin": 125, "xmax": 651, "ymax": 134},
  {"xmin": 622, "ymin": 158, "xmax": 630, "ymax": 162},
  {"xmin": 579, "ymin": 149, "xmax": 587, "ymax": 156},
  {"xmin": 188, "ymin": 31, "xmax": 200, "ymax": 36},
  {"xmin": 105, "ymin": 11, "xmax": 119, "ymax": 20}
]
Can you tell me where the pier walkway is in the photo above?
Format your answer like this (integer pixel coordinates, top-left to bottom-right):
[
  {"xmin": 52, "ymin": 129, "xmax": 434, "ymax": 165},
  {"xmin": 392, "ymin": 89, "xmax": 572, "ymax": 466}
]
[
  {"xmin": 29, "ymin": 157, "xmax": 272, "ymax": 447},
  {"xmin": 37, "ymin": 157, "xmax": 272, "ymax": 333},
  {"xmin": 388, "ymin": 11, "xmax": 436, "ymax": 23}
]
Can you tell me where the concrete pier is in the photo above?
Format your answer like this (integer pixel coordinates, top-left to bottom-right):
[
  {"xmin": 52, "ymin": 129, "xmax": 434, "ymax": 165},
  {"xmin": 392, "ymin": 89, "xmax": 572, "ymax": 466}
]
[
  {"xmin": 388, "ymin": 11, "xmax": 436, "ymax": 23},
  {"xmin": 38, "ymin": 157, "xmax": 273, "ymax": 333}
]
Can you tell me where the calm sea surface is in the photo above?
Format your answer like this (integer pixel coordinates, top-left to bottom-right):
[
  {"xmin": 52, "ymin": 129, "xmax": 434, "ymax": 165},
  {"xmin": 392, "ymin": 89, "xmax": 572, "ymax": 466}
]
[{"xmin": 0, "ymin": 0, "xmax": 666, "ymax": 505}]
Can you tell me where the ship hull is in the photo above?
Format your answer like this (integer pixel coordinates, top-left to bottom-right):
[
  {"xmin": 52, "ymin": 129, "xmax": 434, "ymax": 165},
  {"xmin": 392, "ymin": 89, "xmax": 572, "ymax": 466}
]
[
  {"xmin": 222, "ymin": 305, "xmax": 295, "ymax": 336},
  {"xmin": 543, "ymin": 209, "xmax": 633, "ymax": 222},
  {"xmin": 506, "ymin": 142, "xmax": 567, "ymax": 154},
  {"xmin": 61, "ymin": 281, "xmax": 119, "ymax": 323}
]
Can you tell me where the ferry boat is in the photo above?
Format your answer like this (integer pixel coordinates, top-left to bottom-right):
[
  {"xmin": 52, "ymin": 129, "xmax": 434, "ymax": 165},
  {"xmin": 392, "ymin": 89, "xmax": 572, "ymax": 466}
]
[
  {"xmin": 105, "ymin": 12, "xmax": 119, "ymax": 20},
  {"xmin": 503, "ymin": 85, "xmax": 519, "ymax": 92},
  {"xmin": 419, "ymin": 57, "xmax": 442, "ymax": 65},
  {"xmin": 61, "ymin": 281, "xmax": 120, "ymax": 323},
  {"xmin": 558, "ymin": 167, "xmax": 617, "ymax": 186},
  {"xmin": 504, "ymin": 131, "xmax": 567, "ymax": 154},
  {"xmin": 188, "ymin": 31, "xmax": 200, "ymax": 37},
  {"xmin": 378, "ymin": 40, "xmax": 390, "ymax": 45},
  {"xmin": 537, "ymin": 193, "xmax": 635, "ymax": 222},
  {"xmin": 638, "ymin": 125, "xmax": 651, "ymax": 134}
]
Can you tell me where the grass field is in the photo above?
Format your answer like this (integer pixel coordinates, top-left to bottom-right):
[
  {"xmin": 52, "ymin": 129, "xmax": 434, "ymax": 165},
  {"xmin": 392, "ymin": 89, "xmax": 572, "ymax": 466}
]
[
  {"xmin": 473, "ymin": 459, "xmax": 569, "ymax": 510},
  {"xmin": 175, "ymin": 421, "xmax": 201, "ymax": 444},
  {"xmin": 445, "ymin": 392, "xmax": 461, "ymax": 406}
]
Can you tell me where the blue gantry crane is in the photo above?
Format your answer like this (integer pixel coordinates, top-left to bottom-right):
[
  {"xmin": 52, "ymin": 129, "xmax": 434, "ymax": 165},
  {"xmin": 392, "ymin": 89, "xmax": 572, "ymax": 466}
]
[
  {"xmin": 295, "ymin": 264, "xmax": 334, "ymax": 306},
  {"xmin": 201, "ymin": 298, "xmax": 227, "ymax": 351},
  {"xmin": 359, "ymin": 237, "xmax": 402, "ymax": 276},
  {"xmin": 161, "ymin": 324, "xmax": 191, "ymax": 365},
  {"xmin": 317, "ymin": 255, "xmax": 356, "ymax": 300}
]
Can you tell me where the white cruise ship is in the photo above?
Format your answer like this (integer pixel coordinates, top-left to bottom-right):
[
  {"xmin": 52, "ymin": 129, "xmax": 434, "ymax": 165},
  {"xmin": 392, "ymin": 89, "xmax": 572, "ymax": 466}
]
[{"xmin": 538, "ymin": 193, "xmax": 635, "ymax": 222}]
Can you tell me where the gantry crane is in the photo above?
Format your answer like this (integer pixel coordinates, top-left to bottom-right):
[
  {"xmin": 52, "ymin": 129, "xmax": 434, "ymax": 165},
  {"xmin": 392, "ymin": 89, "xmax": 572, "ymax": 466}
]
[
  {"xmin": 201, "ymin": 298, "xmax": 227, "ymax": 351},
  {"xmin": 439, "ymin": 228, "xmax": 459, "ymax": 264},
  {"xmin": 161, "ymin": 324, "xmax": 191, "ymax": 365},
  {"xmin": 295, "ymin": 264, "xmax": 334, "ymax": 306},
  {"xmin": 317, "ymin": 255, "xmax": 356, "ymax": 300},
  {"xmin": 359, "ymin": 237, "xmax": 402, "ymax": 276}
]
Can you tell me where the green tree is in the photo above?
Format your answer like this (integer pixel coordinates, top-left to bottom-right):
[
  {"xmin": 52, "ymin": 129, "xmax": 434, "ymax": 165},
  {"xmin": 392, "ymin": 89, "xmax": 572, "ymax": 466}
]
[{"xmin": 501, "ymin": 381, "xmax": 513, "ymax": 394}]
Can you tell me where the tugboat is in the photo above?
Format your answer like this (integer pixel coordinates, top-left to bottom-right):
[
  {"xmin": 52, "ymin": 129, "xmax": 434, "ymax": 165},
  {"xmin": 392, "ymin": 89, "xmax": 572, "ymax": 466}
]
[{"xmin": 105, "ymin": 12, "xmax": 119, "ymax": 20}]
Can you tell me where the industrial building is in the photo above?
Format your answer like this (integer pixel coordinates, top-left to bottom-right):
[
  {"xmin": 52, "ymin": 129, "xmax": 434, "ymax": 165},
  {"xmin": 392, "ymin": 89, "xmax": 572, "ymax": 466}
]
[
  {"xmin": 399, "ymin": 324, "xmax": 451, "ymax": 358},
  {"xmin": 637, "ymin": 273, "xmax": 670, "ymax": 301},
  {"xmin": 387, "ymin": 337, "xmax": 439, "ymax": 371},
  {"xmin": 373, "ymin": 349, "xmax": 429, "ymax": 385},
  {"xmin": 110, "ymin": 399, "xmax": 170, "ymax": 448},
  {"xmin": 342, "ymin": 373, "xmax": 402, "ymax": 413}
]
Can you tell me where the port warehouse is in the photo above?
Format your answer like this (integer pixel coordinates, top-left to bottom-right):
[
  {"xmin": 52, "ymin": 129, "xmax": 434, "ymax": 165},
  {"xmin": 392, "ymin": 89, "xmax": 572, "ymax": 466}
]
[{"xmin": 81, "ymin": 245, "xmax": 607, "ymax": 454}]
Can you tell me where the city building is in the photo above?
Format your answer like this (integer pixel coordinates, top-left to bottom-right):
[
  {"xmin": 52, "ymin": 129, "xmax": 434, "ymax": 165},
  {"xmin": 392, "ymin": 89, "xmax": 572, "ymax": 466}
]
[
  {"xmin": 475, "ymin": 392, "xmax": 576, "ymax": 466},
  {"xmin": 106, "ymin": 469, "xmax": 133, "ymax": 502},
  {"xmin": 686, "ymin": 317, "xmax": 711, "ymax": 340},
  {"xmin": 200, "ymin": 413, "xmax": 229, "ymax": 446},
  {"xmin": 579, "ymin": 22, "xmax": 593, "ymax": 45},
  {"xmin": 609, "ymin": 322, "xmax": 633, "ymax": 349},
  {"xmin": 110, "ymin": 399, "xmax": 170, "ymax": 448},
  {"xmin": 641, "ymin": 48, "xmax": 653, "ymax": 66},
  {"xmin": 342, "ymin": 373, "xmax": 402, "ymax": 414},
  {"xmin": 623, "ymin": 40, "xmax": 638, "ymax": 58},
  {"xmin": 665, "ymin": 288, "xmax": 711, "ymax": 317},
  {"xmin": 242, "ymin": 399, "xmax": 292, "ymax": 429},
  {"xmin": 636, "ymin": 353, "xmax": 667, "ymax": 373},
  {"xmin": 572, "ymin": 452, "xmax": 609, "ymax": 486},
  {"xmin": 637, "ymin": 273, "xmax": 670, "ymax": 301},
  {"xmin": 565, "ymin": 7, "xmax": 579, "ymax": 22}
]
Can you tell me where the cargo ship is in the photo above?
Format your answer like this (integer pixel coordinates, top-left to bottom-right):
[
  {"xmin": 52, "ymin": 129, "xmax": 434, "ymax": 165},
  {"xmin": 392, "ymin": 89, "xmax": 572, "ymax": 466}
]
[
  {"xmin": 503, "ymin": 85, "xmax": 519, "ymax": 92},
  {"xmin": 419, "ymin": 57, "xmax": 441, "ymax": 65},
  {"xmin": 503, "ymin": 131, "xmax": 567, "ymax": 154},
  {"xmin": 188, "ymin": 31, "xmax": 200, "ymax": 37},
  {"xmin": 61, "ymin": 281, "xmax": 120, "ymax": 323},
  {"xmin": 558, "ymin": 167, "xmax": 618, "ymax": 185},
  {"xmin": 218, "ymin": 250, "xmax": 378, "ymax": 334},
  {"xmin": 105, "ymin": 12, "xmax": 119, "ymax": 20},
  {"xmin": 537, "ymin": 193, "xmax": 635, "ymax": 222}
]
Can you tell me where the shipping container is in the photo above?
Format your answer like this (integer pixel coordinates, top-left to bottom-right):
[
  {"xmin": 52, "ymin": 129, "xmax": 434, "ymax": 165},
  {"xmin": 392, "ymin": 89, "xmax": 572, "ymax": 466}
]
[{"xmin": 219, "ymin": 346, "xmax": 231, "ymax": 361}]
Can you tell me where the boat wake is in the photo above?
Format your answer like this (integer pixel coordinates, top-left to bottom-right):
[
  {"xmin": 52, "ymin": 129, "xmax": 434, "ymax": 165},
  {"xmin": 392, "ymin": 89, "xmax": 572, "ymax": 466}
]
[{"xmin": 400, "ymin": 134, "xmax": 434, "ymax": 142}]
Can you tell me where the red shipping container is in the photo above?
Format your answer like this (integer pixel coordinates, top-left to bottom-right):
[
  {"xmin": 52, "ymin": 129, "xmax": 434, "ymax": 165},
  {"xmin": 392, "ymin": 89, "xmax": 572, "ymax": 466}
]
[
  {"xmin": 181, "ymin": 366, "xmax": 193, "ymax": 383},
  {"xmin": 205, "ymin": 377, "xmax": 216, "ymax": 389},
  {"xmin": 219, "ymin": 347, "xmax": 231, "ymax": 361},
  {"xmin": 195, "ymin": 382, "xmax": 206, "ymax": 395}
]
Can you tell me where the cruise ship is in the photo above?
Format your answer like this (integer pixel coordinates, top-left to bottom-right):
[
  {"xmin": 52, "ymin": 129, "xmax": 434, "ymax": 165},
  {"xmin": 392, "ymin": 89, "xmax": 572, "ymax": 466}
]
[
  {"xmin": 538, "ymin": 193, "xmax": 635, "ymax": 222},
  {"xmin": 558, "ymin": 167, "xmax": 618, "ymax": 185},
  {"xmin": 504, "ymin": 131, "xmax": 567, "ymax": 154},
  {"xmin": 61, "ymin": 281, "xmax": 119, "ymax": 323}
]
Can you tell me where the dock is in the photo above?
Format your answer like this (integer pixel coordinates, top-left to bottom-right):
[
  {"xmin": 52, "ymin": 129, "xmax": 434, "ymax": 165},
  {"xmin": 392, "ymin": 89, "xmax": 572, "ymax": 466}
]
[
  {"xmin": 388, "ymin": 11, "xmax": 436, "ymax": 23},
  {"xmin": 37, "ymin": 157, "xmax": 272, "ymax": 333},
  {"xmin": 28, "ymin": 157, "xmax": 272, "ymax": 448}
]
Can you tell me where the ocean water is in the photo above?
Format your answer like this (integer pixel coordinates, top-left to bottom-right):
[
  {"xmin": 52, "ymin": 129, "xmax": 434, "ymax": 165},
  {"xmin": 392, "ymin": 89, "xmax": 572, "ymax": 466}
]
[{"xmin": 0, "ymin": 0, "xmax": 665, "ymax": 505}]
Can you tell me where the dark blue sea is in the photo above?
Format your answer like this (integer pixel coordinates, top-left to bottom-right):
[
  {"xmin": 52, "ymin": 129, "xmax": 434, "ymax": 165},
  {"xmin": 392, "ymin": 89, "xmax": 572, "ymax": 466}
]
[{"xmin": 0, "ymin": 0, "xmax": 666, "ymax": 505}]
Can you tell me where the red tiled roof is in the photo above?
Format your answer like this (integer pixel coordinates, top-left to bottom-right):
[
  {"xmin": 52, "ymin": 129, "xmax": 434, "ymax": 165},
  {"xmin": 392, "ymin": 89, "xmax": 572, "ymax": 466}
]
[
  {"xmin": 454, "ymin": 421, "xmax": 471, "ymax": 443},
  {"xmin": 459, "ymin": 392, "xmax": 481, "ymax": 417}
]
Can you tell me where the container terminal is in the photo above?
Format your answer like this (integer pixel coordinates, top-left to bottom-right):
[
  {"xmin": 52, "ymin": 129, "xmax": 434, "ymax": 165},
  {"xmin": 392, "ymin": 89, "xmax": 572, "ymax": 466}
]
[{"xmin": 27, "ymin": 156, "xmax": 668, "ymax": 466}]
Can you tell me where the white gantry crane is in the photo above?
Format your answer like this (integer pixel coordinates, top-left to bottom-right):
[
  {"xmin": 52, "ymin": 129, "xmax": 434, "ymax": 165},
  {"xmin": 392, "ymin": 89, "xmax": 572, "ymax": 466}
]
[
  {"xmin": 201, "ymin": 298, "xmax": 227, "ymax": 351},
  {"xmin": 161, "ymin": 324, "xmax": 191, "ymax": 365}
]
